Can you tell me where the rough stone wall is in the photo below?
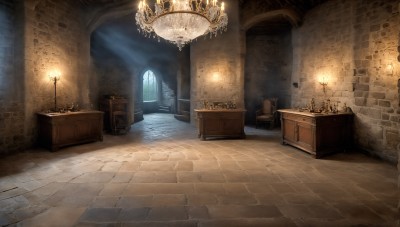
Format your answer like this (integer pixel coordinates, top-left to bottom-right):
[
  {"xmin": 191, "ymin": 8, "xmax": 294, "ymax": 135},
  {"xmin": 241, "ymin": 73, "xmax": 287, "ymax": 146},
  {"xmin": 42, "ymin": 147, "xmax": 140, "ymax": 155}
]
[
  {"xmin": 244, "ymin": 32, "xmax": 292, "ymax": 124},
  {"xmin": 190, "ymin": 0, "xmax": 243, "ymax": 123},
  {"xmin": 292, "ymin": 0, "xmax": 400, "ymax": 162},
  {"xmin": 0, "ymin": 0, "xmax": 25, "ymax": 154},
  {"xmin": 23, "ymin": 0, "xmax": 91, "ymax": 147}
]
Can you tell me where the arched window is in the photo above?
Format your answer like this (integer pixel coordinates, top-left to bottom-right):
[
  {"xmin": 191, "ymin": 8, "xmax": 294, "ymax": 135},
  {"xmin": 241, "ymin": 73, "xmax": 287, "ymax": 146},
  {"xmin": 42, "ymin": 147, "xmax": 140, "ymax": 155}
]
[{"xmin": 143, "ymin": 70, "xmax": 157, "ymax": 102}]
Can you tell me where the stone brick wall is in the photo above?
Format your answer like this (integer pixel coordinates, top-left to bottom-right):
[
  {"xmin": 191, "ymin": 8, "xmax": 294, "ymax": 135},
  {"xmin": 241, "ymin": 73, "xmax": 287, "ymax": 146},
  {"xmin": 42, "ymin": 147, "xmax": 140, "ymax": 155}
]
[
  {"xmin": 23, "ymin": 0, "xmax": 91, "ymax": 148},
  {"xmin": 0, "ymin": 0, "xmax": 25, "ymax": 154},
  {"xmin": 292, "ymin": 0, "xmax": 400, "ymax": 163},
  {"xmin": 245, "ymin": 32, "xmax": 292, "ymax": 124},
  {"xmin": 190, "ymin": 0, "xmax": 243, "ymax": 124}
]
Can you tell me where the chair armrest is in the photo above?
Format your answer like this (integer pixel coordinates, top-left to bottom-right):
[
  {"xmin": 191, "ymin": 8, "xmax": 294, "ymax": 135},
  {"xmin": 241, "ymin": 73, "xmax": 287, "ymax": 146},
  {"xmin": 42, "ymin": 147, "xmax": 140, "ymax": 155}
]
[{"xmin": 256, "ymin": 109, "xmax": 262, "ymax": 116}]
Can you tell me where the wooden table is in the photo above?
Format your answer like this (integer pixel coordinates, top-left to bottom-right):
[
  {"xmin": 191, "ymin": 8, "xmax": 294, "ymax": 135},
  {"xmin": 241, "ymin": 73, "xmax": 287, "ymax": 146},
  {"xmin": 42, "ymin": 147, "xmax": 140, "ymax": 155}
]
[
  {"xmin": 278, "ymin": 109, "xmax": 353, "ymax": 158},
  {"xmin": 194, "ymin": 109, "xmax": 246, "ymax": 140},
  {"xmin": 37, "ymin": 111, "xmax": 103, "ymax": 151}
]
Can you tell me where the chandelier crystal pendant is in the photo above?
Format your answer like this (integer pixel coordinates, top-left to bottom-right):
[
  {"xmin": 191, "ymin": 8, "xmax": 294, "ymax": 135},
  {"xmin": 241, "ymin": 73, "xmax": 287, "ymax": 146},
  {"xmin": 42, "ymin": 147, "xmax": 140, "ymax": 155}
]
[{"xmin": 135, "ymin": 0, "xmax": 228, "ymax": 50}]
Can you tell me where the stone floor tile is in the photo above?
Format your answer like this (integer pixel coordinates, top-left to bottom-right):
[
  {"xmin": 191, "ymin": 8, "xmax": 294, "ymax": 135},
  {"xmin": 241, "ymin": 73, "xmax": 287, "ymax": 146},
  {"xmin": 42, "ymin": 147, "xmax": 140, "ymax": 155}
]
[
  {"xmin": 269, "ymin": 182, "xmax": 296, "ymax": 194},
  {"xmin": 100, "ymin": 183, "xmax": 128, "ymax": 196},
  {"xmin": 0, "ymin": 212, "xmax": 13, "ymax": 226},
  {"xmin": 223, "ymin": 170, "xmax": 250, "ymax": 182},
  {"xmin": 193, "ymin": 161, "xmax": 220, "ymax": 171},
  {"xmin": 332, "ymin": 203, "xmax": 385, "ymax": 222},
  {"xmin": 218, "ymin": 161, "xmax": 242, "ymax": 170},
  {"xmin": 255, "ymin": 193, "xmax": 286, "ymax": 205},
  {"xmin": 245, "ymin": 183, "xmax": 274, "ymax": 193},
  {"xmin": 198, "ymin": 218, "xmax": 296, "ymax": 227},
  {"xmin": 119, "ymin": 161, "xmax": 141, "ymax": 172},
  {"xmin": 217, "ymin": 194, "xmax": 258, "ymax": 205},
  {"xmin": 187, "ymin": 194, "xmax": 218, "ymax": 206},
  {"xmin": 223, "ymin": 183, "xmax": 249, "ymax": 194},
  {"xmin": 101, "ymin": 162, "xmax": 123, "ymax": 172},
  {"xmin": 195, "ymin": 183, "xmax": 226, "ymax": 194},
  {"xmin": 120, "ymin": 220, "xmax": 198, "ymax": 227},
  {"xmin": 79, "ymin": 207, "xmax": 121, "ymax": 223},
  {"xmin": 116, "ymin": 195, "xmax": 153, "ymax": 208},
  {"xmin": 111, "ymin": 172, "xmax": 134, "ymax": 183},
  {"xmin": 175, "ymin": 161, "xmax": 194, "ymax": 171},
  {"xmin": 139, "ymin": 161, "xmax": 176, "ymax": 171},
  {"xmin": 91, "ymin": 196, "xmax": 119, "ymax": 208},
  {"xmin": 71, "ymin": 172, "xmax": 115, "ymax": 183},
  {"xmin": 118, "ymin": 207, "xmax": 150, "ymax": 222},
  {"xmin": 19, "ymin": 207, "xmax": 85, "ymax": 227},
  {"xmin": 152, "ymin": 194, "xmax": 187, "ymax": 206},
  {"xmin": 187, "ymin": 206, "xmax": 210, "ymax": 219},
  {"xmin": 147, "ymin": 206, "xmax": 188, "ymax": 221},
  {"xmin": 123, "ymin": 183, "xmax": 194, "ymax": 195},
  {"xmin": 207, "ymin": 205, "xmax": 283, "ymax": 219},
  {"xmin": 178, "ymin": 172, "xmax": 225, "ymax": 183}
]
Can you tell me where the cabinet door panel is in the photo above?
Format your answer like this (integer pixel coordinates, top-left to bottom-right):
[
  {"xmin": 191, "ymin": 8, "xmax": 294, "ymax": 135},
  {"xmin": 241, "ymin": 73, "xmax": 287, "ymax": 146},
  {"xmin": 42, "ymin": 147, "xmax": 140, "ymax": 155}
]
[
  {"xmin": 283, "ymin": 119, "xmax": 296, "ymax": 142},
  {"xmin": 56, "ymin": 123, "xmax": 76, "ymax": 144},
  {"xmin": 204, "ymin": 119, "xmax": 223, "ymax": 134},
  {"xmin": 297, "ymin": 123, "xmax": 314, "ymax": 150},
  {"xmin": 223, "ymin": 119, "xmax": 242, "ymax": 134}
]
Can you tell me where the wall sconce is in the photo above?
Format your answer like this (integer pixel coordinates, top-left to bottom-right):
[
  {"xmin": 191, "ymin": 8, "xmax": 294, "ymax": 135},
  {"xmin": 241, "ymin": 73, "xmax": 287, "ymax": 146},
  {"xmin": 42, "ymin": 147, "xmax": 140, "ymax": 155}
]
[
  {"xmin": 211, "ymin": 72, "xmax": 221, "ymax": 82},
  {"xmin": 387, "ymin": 63, "xmax": 394, "ymax": 75},
  {"xmin": 319, "ymin": 76, "xmax": 328, "ymax": 94},
  {"xmin": 48, "ymin": 71, "xmax": 61, "ymax": 112}
]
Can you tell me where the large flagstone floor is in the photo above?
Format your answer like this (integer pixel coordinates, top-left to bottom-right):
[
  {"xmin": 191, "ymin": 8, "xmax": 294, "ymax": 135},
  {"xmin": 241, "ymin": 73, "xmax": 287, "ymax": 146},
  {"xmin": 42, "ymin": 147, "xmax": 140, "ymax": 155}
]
[{"xmin": 0, "ymin": 113, "xmax": 398, "ymax": 226}]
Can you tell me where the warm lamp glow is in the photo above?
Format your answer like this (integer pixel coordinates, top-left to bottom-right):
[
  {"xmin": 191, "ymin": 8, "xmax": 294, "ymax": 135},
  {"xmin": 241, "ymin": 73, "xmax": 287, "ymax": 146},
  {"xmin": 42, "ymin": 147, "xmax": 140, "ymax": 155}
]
[
  {"xmin": 48, "ymin": 71, "xmax": 61, "ymax": 81},
  {"xmin": 211, "ymin": 72, "xmax": 221, "ymax": 82},
  {"xmin": 48, "ymin": 70, "xmax": 61, "ymax": 112},
  {"xmin": 318, "ymin": 75, "xmax": 328, "ymax": 94},
  {"xmin": 386, "ymin": 63, "xmax": 393, "ymax": 75}
]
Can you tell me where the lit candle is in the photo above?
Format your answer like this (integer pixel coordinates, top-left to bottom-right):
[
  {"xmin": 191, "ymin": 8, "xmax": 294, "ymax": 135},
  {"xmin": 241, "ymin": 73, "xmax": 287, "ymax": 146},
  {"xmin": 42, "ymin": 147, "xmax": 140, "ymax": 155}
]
[
  {"xmin": 221, "ymin": 2, "xmax": 224, "ymax": 11},
  {"xmin": 206, "ymin": 0, "xmax": 209, "ymax": 5},
  {"xmin": 173, "ymin": 0, "xmax": 176, "ymax": 4},
  {"xmin": 138, "ymin": 1, "xmax": 142, "ymax": 10},
  {"xmin": 157, "ymin": 0, "xmax": 160, "ymax": 4}
]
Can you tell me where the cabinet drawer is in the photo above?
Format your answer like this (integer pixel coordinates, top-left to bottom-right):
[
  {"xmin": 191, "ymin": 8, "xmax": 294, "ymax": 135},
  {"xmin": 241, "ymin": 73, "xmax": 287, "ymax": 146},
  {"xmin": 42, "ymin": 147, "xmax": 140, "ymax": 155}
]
[{"xmin": 282, "ymin": 113, "xmax": 315, "ymax": 125}]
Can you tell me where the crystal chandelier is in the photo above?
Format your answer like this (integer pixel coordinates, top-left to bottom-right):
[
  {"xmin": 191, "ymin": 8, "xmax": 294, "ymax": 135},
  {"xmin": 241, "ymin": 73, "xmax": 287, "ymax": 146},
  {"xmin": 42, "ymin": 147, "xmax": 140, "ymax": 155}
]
[{"xmin": 135, "ymin": 0, "xmax": 228, "ymax": 50}]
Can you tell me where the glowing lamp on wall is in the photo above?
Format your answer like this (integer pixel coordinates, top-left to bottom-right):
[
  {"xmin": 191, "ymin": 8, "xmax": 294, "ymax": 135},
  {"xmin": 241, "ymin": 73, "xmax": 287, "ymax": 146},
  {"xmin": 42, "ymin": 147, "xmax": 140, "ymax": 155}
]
[
  {"xmin": 48, "ymin": 70, "xmax": 61, "ymax": 112},
  {"xmin": 211, "ymin": 72, "xmax": 221, "ymax": 83},
  {"xmin": 386, "ymin": 63, "xmax": 394, "ymax": 75},
  {"xmin": 318, "ymin": 76, "xmax": 328, "ymax": 95}
]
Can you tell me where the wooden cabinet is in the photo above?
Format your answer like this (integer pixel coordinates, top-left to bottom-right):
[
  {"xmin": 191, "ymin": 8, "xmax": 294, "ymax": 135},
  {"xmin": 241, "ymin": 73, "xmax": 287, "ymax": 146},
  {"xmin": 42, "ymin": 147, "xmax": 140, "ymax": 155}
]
[
  {"xmin": 100, "ymin": 97, "xmax": 131, "ymax": 135},
  {"xmin": 195, "ymin": 109, "xmax": 246, "ymax": 140},
  {"xmin": 37, "ymin": 111, "xmax": 104, "ymax": 151},
  {"xmin": 278, "ymin": 109, "xmax": 353, "ymax": 158}
]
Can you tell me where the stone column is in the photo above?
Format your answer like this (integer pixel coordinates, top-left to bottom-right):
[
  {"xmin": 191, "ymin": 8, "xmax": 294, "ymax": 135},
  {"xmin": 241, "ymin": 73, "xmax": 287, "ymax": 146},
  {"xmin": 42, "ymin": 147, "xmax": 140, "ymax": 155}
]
[{"xmin": 190, "ymin": 0, "xmax": 243, "ymax": 124}]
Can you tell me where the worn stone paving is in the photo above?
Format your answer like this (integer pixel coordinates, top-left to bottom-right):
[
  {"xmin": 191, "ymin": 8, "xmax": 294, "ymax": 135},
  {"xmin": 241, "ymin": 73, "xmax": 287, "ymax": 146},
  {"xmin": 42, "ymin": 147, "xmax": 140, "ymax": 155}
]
[{"xmin": 0, "ymin": 113, "xmax": 398, "ymax": 226}]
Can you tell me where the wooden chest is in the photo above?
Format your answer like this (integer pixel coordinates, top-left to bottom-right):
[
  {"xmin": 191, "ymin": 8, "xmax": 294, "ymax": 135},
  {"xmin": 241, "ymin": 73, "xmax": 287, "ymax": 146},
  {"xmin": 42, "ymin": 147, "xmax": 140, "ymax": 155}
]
[
  {"xmin": 195, "ymin": 109, "xmax": 246, "ymax": 140},
  {"xmin": 37, "ymin": 111, "xmax": 103, "ymax": 151},
  {"xmin": 278, "ymin": 109, "xmax": 353, "ymax": 158}
]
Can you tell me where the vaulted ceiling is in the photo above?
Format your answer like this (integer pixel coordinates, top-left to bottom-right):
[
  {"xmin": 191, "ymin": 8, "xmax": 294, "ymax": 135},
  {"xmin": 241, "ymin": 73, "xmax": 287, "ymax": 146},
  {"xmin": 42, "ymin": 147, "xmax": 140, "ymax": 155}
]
[{"xmin": 78, "ymin": 0, "xmax": 327, "ymax": 35}]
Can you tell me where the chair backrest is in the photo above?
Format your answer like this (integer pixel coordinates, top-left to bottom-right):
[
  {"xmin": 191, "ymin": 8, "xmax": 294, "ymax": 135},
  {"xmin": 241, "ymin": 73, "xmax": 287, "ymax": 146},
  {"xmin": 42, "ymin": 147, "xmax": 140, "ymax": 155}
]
[{"xmin": 262, "ymin": 98, "xmax": 277, "ymax": 114}]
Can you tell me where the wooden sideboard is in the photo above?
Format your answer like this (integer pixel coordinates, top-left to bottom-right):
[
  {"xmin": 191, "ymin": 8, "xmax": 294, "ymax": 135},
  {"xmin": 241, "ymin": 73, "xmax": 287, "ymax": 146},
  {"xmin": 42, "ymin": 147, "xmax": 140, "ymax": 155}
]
[
  {"xmin": 278, "ymin": 109, "xmax": 353, "ymax": 158},
  {"xmin": 37, "ymin": 111, "xmax": 104, "ymax": 151},
  {"xmin": 195, "ymin": 109, "xmax": 246, "ymax": 140}
]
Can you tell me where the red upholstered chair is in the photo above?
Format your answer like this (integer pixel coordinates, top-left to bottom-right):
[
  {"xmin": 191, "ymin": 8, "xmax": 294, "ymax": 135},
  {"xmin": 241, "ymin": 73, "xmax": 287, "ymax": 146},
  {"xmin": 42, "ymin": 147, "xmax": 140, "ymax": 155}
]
[{"xmin": 255, "ymin": 98, "xmax": 278, "ymax": 129}]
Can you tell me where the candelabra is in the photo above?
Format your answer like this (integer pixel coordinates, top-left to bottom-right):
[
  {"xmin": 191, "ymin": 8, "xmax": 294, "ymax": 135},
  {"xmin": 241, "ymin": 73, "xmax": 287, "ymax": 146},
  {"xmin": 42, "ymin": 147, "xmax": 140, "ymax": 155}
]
[{"xmin": 48, "ymin": 72, "xmax": 61, "ymax": 112}]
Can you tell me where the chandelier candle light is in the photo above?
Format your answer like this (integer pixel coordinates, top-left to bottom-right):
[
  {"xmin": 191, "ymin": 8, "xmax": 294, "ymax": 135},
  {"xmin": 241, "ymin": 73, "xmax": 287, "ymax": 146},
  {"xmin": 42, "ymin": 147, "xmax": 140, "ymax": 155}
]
[{"xmin": 135, "ymin": 0, "xmax": 228, "ymax": 50}]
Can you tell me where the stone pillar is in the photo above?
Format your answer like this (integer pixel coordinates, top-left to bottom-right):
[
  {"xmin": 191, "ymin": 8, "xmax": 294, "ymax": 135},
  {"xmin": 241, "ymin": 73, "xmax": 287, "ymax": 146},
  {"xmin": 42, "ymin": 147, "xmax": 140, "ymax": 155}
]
[{"xmin": 190, "ymin": 0, "xmax": 243, "ymax": 124}]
